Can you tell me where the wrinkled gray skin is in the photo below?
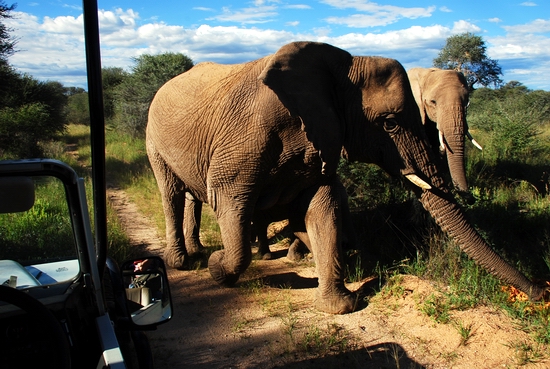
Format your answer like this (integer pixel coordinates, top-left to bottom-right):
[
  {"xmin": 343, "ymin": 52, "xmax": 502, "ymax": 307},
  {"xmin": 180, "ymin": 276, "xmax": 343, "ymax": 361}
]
[
  {"xmin": 147, "ymin": 42, "xmax": 544, "ymax": 314},
  {"xmin": 407, "ymin": 68, "xmax": 477, "ymax": 204}
]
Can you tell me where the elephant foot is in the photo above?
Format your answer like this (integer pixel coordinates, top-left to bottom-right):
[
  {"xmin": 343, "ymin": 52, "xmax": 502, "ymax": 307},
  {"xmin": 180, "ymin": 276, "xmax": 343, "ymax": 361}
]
[
  {"xmin": 256, "ymin": 242, "xmax": 272, "ymax": 260},
  {"xmin": 164, "ymin": 245, "xmax": 208, "ymax": 270},
  {"xmin": 186, "ymin": 239, "xmax": 205, "ymax": 256},
  {"xmin": 286, "ymin": 239, "xmax": 306, "ymax": 262},
  {"xmin": 315, "ymin": 288, "xmax": 358, "ymax": 314},
  {"xmin": 164, "ymin": 246, "xmax": 188, "ymax": 270},
  {"xmin": 208, "ymin": 250, "xmax": 240, "ymax": 287}
]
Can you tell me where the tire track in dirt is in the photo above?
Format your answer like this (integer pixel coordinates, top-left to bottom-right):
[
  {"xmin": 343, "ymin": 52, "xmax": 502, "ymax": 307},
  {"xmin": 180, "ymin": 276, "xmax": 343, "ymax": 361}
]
[{"xmin": 106, "ymin": 185, "xmax": 164, "ymax": 256}]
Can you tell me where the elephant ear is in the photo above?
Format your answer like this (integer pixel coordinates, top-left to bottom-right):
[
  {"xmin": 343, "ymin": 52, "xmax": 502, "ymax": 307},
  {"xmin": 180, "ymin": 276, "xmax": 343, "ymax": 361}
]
[
  {"xmin": 258, "ymin": 41, "xmax": 353, "ymax": 176},
  {"xmin": 408, "ymin": 68, "xmax": 428, "ymax": 125}
]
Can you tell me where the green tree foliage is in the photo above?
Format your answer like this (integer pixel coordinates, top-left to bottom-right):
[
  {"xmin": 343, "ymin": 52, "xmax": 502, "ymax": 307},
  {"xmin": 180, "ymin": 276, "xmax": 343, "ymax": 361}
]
[
  {"xmin": 0, "ymin": 2, "xmax": 17, "ymax": 106},
  {"xmin": 0, "ymin": 2, "xmax": 69, "ymax": 158},
  {"xmin": 433, "ymin": 32, "xmax": 503, "ymax": 90},
  {"xmin": 0, "ymin": 103, "xmax": 50, "ymax": 157},
  {"xmin": 0, "ymin": 73, "xmax": 68, "ymax": 158},
  {"xmin": 113, "ymin": 52, "xmax": 193, "ymax": 137},
  {"xmin": 102, "ymin": 67, "xmax": 128, "ymax": 120},
  {"xmin": 0, "ymin": 1, "xmax": 16, "ymax": 64},
  {"xmin": 66, "ymin": 92, "xmax": 90, "ymax": 125},
  {"xmin": 468, "ymin": 82, "xmax": 550, "ymax": 162}
]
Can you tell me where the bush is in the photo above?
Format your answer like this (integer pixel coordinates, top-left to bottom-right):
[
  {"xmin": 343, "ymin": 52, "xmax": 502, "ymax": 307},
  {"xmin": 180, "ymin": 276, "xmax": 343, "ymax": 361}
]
[
  {"xmin": 0, "ymin": 103, "xmax": 51, "ymax": 157},
  {"xmin": 65, "ymin": 92, "xmax": 90, "ymax": 125},
  {"xmin": 468, "ymin": 85, "xmax": 550, "ymax": 163}
]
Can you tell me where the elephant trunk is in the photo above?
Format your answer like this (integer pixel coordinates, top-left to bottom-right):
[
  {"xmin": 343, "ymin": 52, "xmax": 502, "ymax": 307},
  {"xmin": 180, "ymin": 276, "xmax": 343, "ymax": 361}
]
[
  {"xmin": 439, "ymin": 106, "xmax": 474, "ymax": 204},
  {"xmin": 419, "ymin": 189, "xmax": 545, "ymax": 301}
]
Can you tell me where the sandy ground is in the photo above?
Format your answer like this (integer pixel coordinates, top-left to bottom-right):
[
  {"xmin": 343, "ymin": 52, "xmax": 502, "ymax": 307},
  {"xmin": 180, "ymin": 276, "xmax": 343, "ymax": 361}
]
[{"xmin": 107, "ymin": 186, "xmax": 550, "ymax": 369}]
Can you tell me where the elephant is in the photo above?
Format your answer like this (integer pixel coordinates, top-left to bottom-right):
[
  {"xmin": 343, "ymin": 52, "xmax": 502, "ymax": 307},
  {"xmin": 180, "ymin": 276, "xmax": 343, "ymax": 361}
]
[
  {"xmin": 407, "ymin": 67, "xmax": 483, "ymax": 205},
  {"xmin": 146, "ymin": 41, "xmax": 545, "ymax": 314}
]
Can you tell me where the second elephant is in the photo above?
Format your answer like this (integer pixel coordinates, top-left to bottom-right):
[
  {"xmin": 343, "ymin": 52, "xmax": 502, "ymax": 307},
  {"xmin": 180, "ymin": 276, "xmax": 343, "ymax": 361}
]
[{"xmin": 407, "ymin": 67, "xmax": 483, "ymax": 204}]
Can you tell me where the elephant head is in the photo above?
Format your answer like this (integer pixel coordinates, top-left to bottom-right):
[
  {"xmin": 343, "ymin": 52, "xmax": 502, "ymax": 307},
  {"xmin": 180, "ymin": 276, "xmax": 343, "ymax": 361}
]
[
  {"xmin": 407, "ymin": 68, "xmax": 482, "ymax": 204},
  {"xmin": 259, "ymin": 42, "xmax": 432, "ymax": 190},
  {"xmin": 147, "ymin": 42, "xmax": 545, "ymax": 316}
]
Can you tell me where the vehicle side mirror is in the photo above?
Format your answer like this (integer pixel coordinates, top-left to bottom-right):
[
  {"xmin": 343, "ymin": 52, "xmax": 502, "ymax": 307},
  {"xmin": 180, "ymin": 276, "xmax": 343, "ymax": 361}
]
[
  {"xmin": 0, "ymin": 177, "xmax": 35, "ymax": 213},
  {"xmin": 121, "ymin": 256, "xmax": 172, "ymax": 327}
]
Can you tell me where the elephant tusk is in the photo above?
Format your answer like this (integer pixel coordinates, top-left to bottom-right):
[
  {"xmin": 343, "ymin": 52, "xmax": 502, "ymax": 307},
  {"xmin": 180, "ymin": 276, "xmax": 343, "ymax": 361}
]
[
  {"xmin": 438, "ymin": 131, "xmax": 447, "ymax": 154},
  {"xmin": 466, "ymin": 132, "xmax": 483, "ymax": 150},
  {"xmin": 406, "ymin": 174, "xmax": 432, "ymax": 190}
]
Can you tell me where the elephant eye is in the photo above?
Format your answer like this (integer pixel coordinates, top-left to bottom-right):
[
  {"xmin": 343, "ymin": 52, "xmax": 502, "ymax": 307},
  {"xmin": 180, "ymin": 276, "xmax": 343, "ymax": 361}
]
[{"xmin": 383, "ymin": 117, "xmax": 399, "ymax": 133}]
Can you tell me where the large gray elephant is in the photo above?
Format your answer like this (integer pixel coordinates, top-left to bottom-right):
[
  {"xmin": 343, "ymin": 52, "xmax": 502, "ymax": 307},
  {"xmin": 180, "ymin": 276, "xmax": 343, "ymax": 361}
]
[
  {"xmin": 146, "ymin": 41, "xmax": 545, "ymax": 314},
  {"xmin": 407, "ymin": 67, "xmax": 483, "ymax": 204}
]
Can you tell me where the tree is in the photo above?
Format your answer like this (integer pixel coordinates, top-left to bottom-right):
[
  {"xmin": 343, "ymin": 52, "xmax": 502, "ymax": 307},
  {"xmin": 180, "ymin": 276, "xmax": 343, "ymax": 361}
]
[
  {"xmin": 102, "ymin": 67, "xmax": 128, "ymax": 120},
  {"xmin": 0, "ymin": 2, "xmax": 17, "ymax": 107},
  {"xmin": 0, "ymin": 74, "xmax": 68, "ymax": 158},
  {"xmin": 114, "ymin": 52, "xmax": 193, "ymax": 137},
  {"xmin": 433, "ymin": 32, "xmax": 502, "ymax": 90},
  {"xmin": 65, "ymin": 92, "xmax": 90, "ymax": 125},
  {"xmin": 0, "ymin": 1, "xmax": 16, "ymax": 65},
  {"xmin": 468, "ymin": 82, "xmax": 548, "ymax": 162}
]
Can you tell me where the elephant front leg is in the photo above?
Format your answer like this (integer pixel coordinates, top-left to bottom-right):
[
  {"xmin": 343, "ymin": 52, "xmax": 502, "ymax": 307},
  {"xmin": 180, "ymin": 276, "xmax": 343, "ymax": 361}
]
[
  {"xmin": 208, "ymin": 195, "xmax": 253, "ymax": 286},
  {"xmin": 303, "ymin": 181, "xmax": 358, "ymax": 314}
]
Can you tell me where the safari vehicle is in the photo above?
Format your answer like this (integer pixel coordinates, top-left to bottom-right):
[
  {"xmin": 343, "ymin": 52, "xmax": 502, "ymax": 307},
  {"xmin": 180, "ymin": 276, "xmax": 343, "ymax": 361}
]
[
  {"xmin": 0, "ymin": 159, "xmax": 173, "ymax": 369},
  {"xmin": 0, "ymin": 1, "xmax": 172, "ymax": 368}
]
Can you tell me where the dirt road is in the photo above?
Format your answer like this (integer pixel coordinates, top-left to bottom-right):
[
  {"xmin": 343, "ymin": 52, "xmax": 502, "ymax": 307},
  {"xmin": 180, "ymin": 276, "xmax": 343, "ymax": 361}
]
[{"xmin": 108, "ymin": 187, "xmax": 549, "ymax": 369}]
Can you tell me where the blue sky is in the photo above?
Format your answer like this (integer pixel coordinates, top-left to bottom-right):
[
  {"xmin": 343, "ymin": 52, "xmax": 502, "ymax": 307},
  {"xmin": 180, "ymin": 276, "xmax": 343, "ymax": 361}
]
[{"xmin": 5, "ymin": 1, "xmax": 550, "ymax": 90}]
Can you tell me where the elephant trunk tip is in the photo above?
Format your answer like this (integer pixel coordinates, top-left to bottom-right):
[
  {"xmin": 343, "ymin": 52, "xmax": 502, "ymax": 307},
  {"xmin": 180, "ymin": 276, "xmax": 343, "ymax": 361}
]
[{"xmin": 529, "ymin": 281, "xmax": 550, "ymax": 302}]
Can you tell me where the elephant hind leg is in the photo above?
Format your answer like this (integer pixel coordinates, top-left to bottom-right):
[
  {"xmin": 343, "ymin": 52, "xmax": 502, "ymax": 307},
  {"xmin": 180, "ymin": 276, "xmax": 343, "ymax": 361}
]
[
  {"xmin": 147, "ymin": 144, "xmax": 188, "ymax": 269},
  {"xmin": 251, "ymin": 218, "xmax": 272, "ymax": 260},
  {"xmin": 184, "ymin": 192, "xmax": 205, "ymax": 256}
]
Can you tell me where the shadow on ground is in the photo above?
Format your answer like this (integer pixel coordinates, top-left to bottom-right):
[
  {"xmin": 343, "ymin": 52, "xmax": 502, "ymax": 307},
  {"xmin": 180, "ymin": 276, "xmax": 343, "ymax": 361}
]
[{"xmin": 273, "ymin": 342, "xmax": 425, "ymax": 369}]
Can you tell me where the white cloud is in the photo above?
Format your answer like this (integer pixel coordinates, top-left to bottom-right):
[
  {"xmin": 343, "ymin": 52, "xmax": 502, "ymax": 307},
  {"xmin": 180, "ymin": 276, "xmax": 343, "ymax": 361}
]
[
  {"xmin": 439, "ymin": 6, "xmax": 452, "ymax": 13},
  {"xmin": 208, "ymin": 5, "xmax": 278, "ymax": 24},
  {"xmin": 503, "ymin": 18, "xmax": 550, "ymax": 33},
  {"xmin": 42, "ymin": 14, "xmax": 83, "ymax": 34},
  {"xmin": 520, "ymin": 2, "xmax": 537, "ymax": 6},
  {"xmin": 284, "ymin": 5, "xmax": 311, "ymax": 10},
  {"xmin": 321, "ymin": 0, "xmax": 435, "ymax": 28},
  {"xmin": 489, "ymin": 18, "xmax": 502, "ymax": 23},
  {"xmin": 193, "ymin": 7, "xmax": 215, "ymax": 12},
  {"xmin": 452, "ymin": 20, "xmax": 481, "ymax": 34},
  {"xmin": 487, "ymin": 20, "xmax": 550, "ymax": 90}
]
